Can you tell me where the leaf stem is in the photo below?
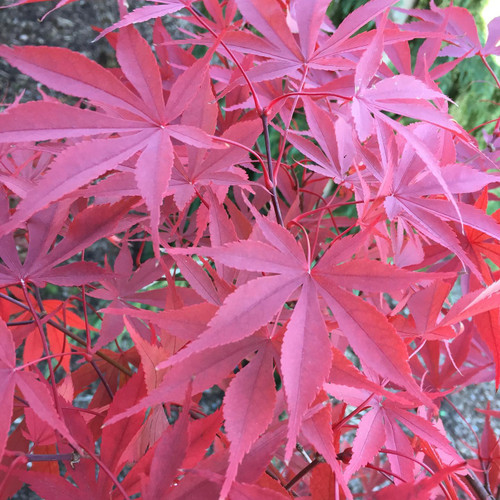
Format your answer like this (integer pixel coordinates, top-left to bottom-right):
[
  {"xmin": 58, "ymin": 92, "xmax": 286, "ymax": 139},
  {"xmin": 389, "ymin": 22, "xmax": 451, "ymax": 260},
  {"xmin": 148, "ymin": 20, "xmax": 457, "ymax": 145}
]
[
  {"xmin": 444, "ymin": 395, "xmax": 490, "ymax": 491},
  {"xmin": 0, "ymin": 291, "xmax": 132, "ymax": 377},
  {"xmin": 465, "ymin": 470, "xmax": 495, "ymax": 500},
  {"xmin": 480, "ymin": 54, "xmax": 500, "ymax": 88},
  {"xmin": 20, "ymin": 281, "xmax": 63, "ymax": 419},
  {"xmin": 381, "ymin": 448, "xmax": 457, "ymax": 500},
  {"xmin": 188, "ymin": 5, "xmax": 263, "ymax": 114},
  {"xmin": 285, "ymin": 457, "xmax": 321, "ymax": 490},
  {"xmin": 90, "ymin": 359, "xmax": 115, "ymax": 399},
  {"xmin": 267, "ymin": 90, "xmax": 353, "ymax": 112},
  {"xmin": 24, "ymin": 452, "xmax": 74, "ymax": 462},
  {"xmin": 81, "ymin": 281, "xmax": 91, "ymax": 353},
  {"xmin": 211, "ymin": 135, "xmax": 271, "ymax": 189},
  {"xmin": 17, "ymin": 351, "xmax": 76, "ymax": 370},
  {"xmin": 261, "ymin": 112, "xmax": 284, "ymax": 226}
]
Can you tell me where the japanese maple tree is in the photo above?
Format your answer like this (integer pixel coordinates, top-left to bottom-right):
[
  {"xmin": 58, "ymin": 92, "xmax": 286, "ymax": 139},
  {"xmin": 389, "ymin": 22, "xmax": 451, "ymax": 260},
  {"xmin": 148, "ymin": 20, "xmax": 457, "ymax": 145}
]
[{"xmin": 0, "ymin": 0, "xmax": 499, "ymax": 498}]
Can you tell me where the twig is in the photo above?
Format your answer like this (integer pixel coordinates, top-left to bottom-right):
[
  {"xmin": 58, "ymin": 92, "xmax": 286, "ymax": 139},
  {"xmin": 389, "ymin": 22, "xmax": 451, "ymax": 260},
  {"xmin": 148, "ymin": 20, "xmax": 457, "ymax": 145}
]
[
  {"xmin": 90, "ymin": 359, "xmax": 114, "ymax": 399},
  {"xmin": 20, "ymin": 281, "xmax": 63, "ymax": 419},
  {"xmin": 261, "ymin": 112, "xmax": 284, "ymax": 226},
  {"xmin": 285, "ymin": 457, "xmax": 321, "ymax": 491},
  {"xmin": 465, "ymin": 471, "xmax": 495, "ymax": 500},
  {"xmin": 0, "ymin": 291, "xmax": 132, "ymax": 376}
]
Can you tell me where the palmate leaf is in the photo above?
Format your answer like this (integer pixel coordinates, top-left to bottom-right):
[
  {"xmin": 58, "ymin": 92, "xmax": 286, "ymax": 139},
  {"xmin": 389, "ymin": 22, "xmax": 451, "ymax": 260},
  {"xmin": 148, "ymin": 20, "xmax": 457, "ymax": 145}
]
[
  {"xmin": 157, "ymin": 215, "xmax": 442, "ymax": 473},
  {"xmin": 0, "ymin": 319, "xmax": 79, "ymax": 464},
  {"xmin": 144, "ymin": 381, "xmax": 192, "ymax": 500},
  {"xmin": 221, "ymin": 342, "xmax": 276, "ymax": 498},
  {"xmin": 0, "ymin": 196, "xmax": 134, "ymax": 288},
  {"xmin": 401, "ymin": 1, "xmax": 500, "ymax": 59},
  {"xmin": 94, "ymin": 1, "xmax": 194, "ymax": 41},
  {"xmin": 382, "ymin": 126, "xmax": 500, "ymax": 278},
  {"xmin": 0, "ymin": 26, "xmax": 218, "ymax": 242},
  {"xmin": 221, "ymin": 0, "xmax": 400, "ymax": 82},
  {"xmin": 104, "ymin": 334, "xmax": 270, "ymax": 426},
  {"xmin": 327, "ymin": 378, "xmax": 461, "ymax": 484},
  {"xmin": 0, "ymin": 0, "xmax": 497, "ymax": 496}
]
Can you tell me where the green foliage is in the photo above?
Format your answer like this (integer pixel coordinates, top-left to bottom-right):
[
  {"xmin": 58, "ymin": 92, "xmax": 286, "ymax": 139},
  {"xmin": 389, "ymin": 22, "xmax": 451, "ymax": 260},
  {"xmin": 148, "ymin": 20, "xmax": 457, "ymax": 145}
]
[
  {"xmin": 415, "ymin": 0, "xmax": 499, "ymax": 141},
  {"xmin": 328, "ymin": 0, "xmax": 499, "ymax": 144}
]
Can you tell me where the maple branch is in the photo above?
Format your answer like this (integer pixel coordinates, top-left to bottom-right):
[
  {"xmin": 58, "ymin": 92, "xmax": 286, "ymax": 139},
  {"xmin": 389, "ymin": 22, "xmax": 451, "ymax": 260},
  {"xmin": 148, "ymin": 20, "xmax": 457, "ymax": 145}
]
[
  {"xmin": 0, "ymin": 292, "xmax": 133, "ymax": 377},
  {"xmin": 465, "ymin": 470, "xmax": 495, "ymax": 500},
  {"xmin": 34, "ymin": 291, "xmax": 70, "ymax": 375},
  {"xmin": 211, "ymin": 135, "xmax": 271, "ymax": 189},
  {"xmin": 20, "ymin": 281, "xmax": 63, "ymax": 419},
  {"xmin": 284, "ymin": 456, "xmax": 322, "ymax": 491},
  {"xmin": 81, "ymin": 279, "xmax": 92, "ymax": 352},
  {"xmin": 261, "ymin": 112, "xmax": 284, "ymax": 226},
  {"xmin": 480, "ymin": 54, "xmax": 500, "ymax": 88},
  {"xmin": 23, "ymin": 452, "xmax": 75, "ymax": 462},
  {"xmin": 296, "ymin": 443, "xmax": 313, "ymax": 463},
  {"xmin": 13, "ymin": 394, "xmax": 28, "ymax": 407},
  {"xmin": 265, "ymin": 464, "xmax": 290, "ymax": 493},
  {"xmin": 7, "ymin": 319, "xmax": 35, "ymax": 326},
  {"xmin": 90, "ymin": 359, "xmax": 115, "ymax": 399},
  {"xmin": 444, "ymin": 396, "xmax": 491, "ymax": 490},
  {"xmin": 71, "ymin": 294, "xmax": 104, "ymax": 321}
]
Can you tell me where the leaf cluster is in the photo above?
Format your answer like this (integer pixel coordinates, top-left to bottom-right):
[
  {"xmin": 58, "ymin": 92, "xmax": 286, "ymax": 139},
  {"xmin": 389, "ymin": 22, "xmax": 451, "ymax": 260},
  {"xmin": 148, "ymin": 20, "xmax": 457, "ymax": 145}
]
[{"xmin": 0, "ymin": 0, "xmax": 499, "ymax": 498}]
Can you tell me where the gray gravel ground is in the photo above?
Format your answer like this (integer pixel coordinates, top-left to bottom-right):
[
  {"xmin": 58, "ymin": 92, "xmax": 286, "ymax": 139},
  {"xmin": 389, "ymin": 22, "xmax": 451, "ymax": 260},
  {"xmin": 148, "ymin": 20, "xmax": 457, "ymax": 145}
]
[
  {"xmin": 0, "ymin": 1, "xmax": 499, "ymax": 498},
  {"xmin": 0, "ymin": 0, "xmax": 162, "ymax": 104},
  {"xmin": 1, "ymin": 1, "xmax": 120, "ymax": 103}
]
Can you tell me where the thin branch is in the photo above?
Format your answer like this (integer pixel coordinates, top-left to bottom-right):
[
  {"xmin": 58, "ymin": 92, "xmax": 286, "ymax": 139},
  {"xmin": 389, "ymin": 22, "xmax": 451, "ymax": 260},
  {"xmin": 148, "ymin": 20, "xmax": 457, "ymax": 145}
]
[
  {"xmin": 285, "ymin": 457, "xmax": 321, "ymax": 491},
  {"xmin": 480, "ymin": 54, "xmax": 500, "ymax": 88},
  {"xmin": 24, "ymin": 453, "xmax": 74, "ymax": 462},
  {"xmin": 267, "ymin": 90, "xmax": 352, "ymax": 112},
  {"xmin": 90, "ymin": 359, "xmax": 114, "ymax": 400},
  {"xmin": 262, "ymin": 112, "xmax": 284, "ymax": 226},
  {"xmin": 465, "ymin": 471, "xmax": 495, "ymax": 500},
  {"xmin": 444, "ymin": 395, "xmax": 491, "ymax": 493},
  {"xmin": 0, "ymin": 291, "xmax": 132, "ymax": 377},
  {"xmin": 188, "ymin": 5, "xmax": 263, "ymax": 114},
  {"xmin": 20, "ymin": 281, "xmax": 63, "ymax": 419}
]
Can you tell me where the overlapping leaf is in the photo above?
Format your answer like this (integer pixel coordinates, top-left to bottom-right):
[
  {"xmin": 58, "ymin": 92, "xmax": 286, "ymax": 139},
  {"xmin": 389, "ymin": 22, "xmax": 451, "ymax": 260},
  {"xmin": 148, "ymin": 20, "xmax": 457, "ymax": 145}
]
[{"xmin": 0, "ymin": 26, "xmax": 218, "ymax": 245}]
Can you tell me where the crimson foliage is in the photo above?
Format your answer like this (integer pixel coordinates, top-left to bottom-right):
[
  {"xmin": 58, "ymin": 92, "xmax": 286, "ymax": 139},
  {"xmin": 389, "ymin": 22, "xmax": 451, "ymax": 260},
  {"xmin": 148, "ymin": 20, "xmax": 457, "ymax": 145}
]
[{"xmin": 0, "ymin": 0, "xmax": 499, "ymax": 498}]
